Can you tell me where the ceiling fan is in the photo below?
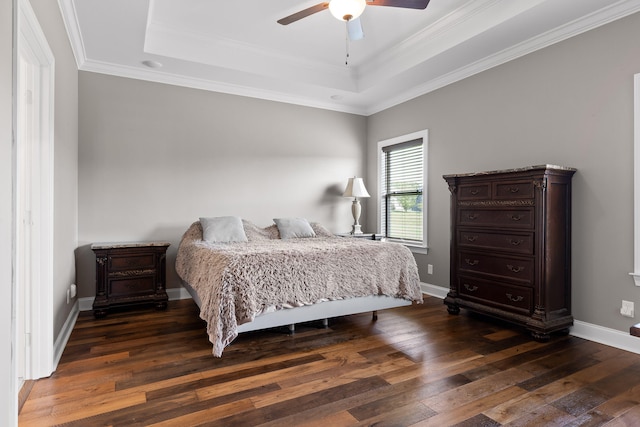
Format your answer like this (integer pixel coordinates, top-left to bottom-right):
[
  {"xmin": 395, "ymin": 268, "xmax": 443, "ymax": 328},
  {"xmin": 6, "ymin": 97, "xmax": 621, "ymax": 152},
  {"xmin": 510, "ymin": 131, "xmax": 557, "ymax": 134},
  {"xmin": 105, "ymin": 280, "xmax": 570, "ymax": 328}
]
[{"xmin": 277, "ymin": 0, "xmax": 431, "ymax": 41}]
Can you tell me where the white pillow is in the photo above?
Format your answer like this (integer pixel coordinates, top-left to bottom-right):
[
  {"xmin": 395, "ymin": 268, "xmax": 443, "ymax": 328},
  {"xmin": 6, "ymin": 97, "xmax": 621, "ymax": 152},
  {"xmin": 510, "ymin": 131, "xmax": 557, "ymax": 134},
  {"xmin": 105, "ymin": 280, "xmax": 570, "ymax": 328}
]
[
  {"xmin": 199, "ymin": 216, "xmax": 248, "ymax": 243},
  {"xmin": 273, "ymin": 217, "xmax": 316, "ymax": 239}
]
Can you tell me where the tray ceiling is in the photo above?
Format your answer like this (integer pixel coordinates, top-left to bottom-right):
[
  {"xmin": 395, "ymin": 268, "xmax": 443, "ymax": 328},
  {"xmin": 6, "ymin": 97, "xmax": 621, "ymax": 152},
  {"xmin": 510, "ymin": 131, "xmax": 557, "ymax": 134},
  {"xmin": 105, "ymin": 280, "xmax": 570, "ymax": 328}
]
[{"xmin": 58, "ymin": 0, "xmax": 640, "ymax": 115}]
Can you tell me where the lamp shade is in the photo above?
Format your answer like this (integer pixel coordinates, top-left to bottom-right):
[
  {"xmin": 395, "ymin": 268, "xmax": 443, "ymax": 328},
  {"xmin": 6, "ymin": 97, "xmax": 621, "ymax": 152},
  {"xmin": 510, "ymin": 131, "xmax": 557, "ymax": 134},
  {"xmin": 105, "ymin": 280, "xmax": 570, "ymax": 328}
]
[
  {"xmin": 343, "ymin": 177, "xmax": 370, "ymax": 198},
  {"xmin": 328, "ymin": 0, "xmax": 366, "ymax": 21}
]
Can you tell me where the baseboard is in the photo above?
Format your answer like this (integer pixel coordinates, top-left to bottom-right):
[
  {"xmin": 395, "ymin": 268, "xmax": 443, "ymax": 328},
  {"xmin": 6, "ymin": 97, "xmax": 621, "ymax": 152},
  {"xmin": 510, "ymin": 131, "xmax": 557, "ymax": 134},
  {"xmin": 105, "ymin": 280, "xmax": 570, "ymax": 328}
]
[
  {"xmin": 53, "ymin": 300, "xmax": 79, "ymax": 371},
  {"xmin": 421, "ymin": 282, "xmax": 449, "ymax": 299},
  {"xmin": 78, "ymin": 296, "xmax": 93, "ymax": 312},
  {"xmin": 167, "ymin": 287, "xmax": 193, "ymax": 301},
  {"xmin": 570, "ymin": 320, "xmax": 640, "ymax": 355}
]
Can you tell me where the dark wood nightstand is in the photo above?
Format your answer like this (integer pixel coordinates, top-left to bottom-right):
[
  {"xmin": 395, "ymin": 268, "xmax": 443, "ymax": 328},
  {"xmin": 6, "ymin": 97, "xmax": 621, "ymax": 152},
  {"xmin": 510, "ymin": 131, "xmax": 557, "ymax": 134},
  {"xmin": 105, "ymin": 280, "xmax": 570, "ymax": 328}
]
[
  {"xmin": 336, "ymin": 233, "xmax": 384, "ymax": 241},
  {"xmin": 92, "ymin": 241, "xmax": 170, "ymax": 318}
]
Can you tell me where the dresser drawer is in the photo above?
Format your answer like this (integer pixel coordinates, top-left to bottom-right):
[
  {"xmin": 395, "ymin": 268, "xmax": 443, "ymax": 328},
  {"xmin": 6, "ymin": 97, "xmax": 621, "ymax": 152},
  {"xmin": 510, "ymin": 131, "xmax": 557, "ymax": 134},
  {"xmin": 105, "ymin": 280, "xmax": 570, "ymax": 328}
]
[
  {"xmin": 458, "ymin": 208, "xmax": 534, "ymax": 229},
  {"xmin": 458, "ymin": 230, "xmax": 534, "ymax": 255},
  {"xmin": 457, "ymin": 183, "xmax": 490, "ymax": 200},
  {"xmin": 108, "ymin": 276, "xmax": 156, "ymax": 297},
  {"xmin": 458, "ymin": 251, "xmax": 534, "ymax": 284},
  {"xmin": 458, "ymin": 276, "xmax": 533, "ymax": 315},
  {"xmin": 109, "ymin": 253, "xmax": 156, "ymax": 270},
  {"xmin": 493, "ymin": 180, "xmax": 534, "ymax": 200}
]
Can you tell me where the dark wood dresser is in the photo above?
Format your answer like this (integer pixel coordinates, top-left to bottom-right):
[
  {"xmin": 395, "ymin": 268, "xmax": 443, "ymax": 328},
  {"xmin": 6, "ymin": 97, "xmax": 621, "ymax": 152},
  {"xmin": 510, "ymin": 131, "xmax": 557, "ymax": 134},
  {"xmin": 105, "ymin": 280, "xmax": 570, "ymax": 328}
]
[
  {"xmin": 443, "ymin": 165, "xmax": 576, "ymax": 341},
  {"xmin": 92, "ymin": 241, "xmax": 170, "ymax": 318}
]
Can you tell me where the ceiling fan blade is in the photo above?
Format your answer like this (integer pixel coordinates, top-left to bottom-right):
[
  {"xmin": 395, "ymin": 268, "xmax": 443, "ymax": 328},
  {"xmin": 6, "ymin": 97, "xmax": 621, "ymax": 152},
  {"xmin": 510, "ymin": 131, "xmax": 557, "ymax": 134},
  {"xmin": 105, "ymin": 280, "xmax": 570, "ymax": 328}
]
[
  {"xmin": 366, "ymin": 0, "xmax": 430, "ymax": 9},
  {"xmin": 277, "ymin": 2, "xmax": 329, "ymax": 25},
  {"xmin": 347, "ymin": 17, "xmax": 364, "ymax": 41}
]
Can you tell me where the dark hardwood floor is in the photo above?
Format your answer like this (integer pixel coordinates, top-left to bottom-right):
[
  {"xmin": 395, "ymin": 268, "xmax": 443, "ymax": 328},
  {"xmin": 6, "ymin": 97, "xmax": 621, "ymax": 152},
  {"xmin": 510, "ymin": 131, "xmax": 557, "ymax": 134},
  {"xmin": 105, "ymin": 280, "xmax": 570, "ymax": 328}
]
[{"xmin": 19, "ymin": 296, "xmax": 640, "ymax": 426}]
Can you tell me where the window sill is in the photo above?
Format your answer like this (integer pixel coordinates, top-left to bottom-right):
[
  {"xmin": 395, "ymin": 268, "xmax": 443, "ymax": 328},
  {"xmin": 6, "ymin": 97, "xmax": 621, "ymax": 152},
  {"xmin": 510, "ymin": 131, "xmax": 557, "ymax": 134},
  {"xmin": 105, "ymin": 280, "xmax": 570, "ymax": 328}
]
[
  {"xmin": 408, "ymin": 246, "xmax": 428, "ymax": 255},
  {"xmin": 386, "ymin": 239, "xmax": 428, "ymax": 254}
]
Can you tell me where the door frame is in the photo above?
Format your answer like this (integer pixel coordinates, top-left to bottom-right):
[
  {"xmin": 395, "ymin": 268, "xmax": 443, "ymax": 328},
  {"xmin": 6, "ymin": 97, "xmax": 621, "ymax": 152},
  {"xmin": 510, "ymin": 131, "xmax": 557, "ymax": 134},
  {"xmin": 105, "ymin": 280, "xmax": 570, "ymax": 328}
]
[{"xmin": 15, "ymin": 0, "xmax": 55, "ymax": 381}]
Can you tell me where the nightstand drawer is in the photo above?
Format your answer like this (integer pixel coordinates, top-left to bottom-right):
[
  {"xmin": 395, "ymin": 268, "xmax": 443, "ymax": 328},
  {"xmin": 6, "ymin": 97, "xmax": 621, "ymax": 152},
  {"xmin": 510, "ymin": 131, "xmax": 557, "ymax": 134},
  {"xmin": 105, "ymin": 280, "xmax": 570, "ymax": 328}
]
[
  {"xmin": 109, "ymin": 276, "xmax": 155, "ymax": 297},
  {"xmin": 109, "ymin": 253, "xmax": 155, "ymax": 270}
]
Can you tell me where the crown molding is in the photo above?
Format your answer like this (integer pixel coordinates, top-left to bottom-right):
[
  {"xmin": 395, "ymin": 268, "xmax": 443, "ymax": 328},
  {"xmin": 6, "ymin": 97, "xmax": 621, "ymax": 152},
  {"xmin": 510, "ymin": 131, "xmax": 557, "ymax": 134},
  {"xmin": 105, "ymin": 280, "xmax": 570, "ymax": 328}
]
[
  {"xmin": 365, "ymin": 0, "xmax": 640, "ymax": 115},
  {"xmin": 79, "ymin": 59, "xmax": 368, "ymax": 116},
  {"xmin": 57, "ymin": 0, "xmax": 85, "ymax": 68}
]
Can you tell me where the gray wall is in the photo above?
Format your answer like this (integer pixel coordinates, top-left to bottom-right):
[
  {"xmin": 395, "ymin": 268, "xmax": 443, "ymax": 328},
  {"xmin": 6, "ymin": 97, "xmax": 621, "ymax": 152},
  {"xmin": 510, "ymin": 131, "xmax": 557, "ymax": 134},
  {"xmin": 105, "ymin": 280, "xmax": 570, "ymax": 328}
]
[
  {"xmin": 77, "ymin": 73, "xmax": 368, "ymax": 298},
  {"xmin": 1, "ymin": 2, "xmax": 15, "ymax": 425},
  {"xmin": 30, "ymin": 0, "xmax": 79, "ymax": 348},
  {"xmin": 366, "ymin": 12, "xmax": 640, "ymax": 333}
]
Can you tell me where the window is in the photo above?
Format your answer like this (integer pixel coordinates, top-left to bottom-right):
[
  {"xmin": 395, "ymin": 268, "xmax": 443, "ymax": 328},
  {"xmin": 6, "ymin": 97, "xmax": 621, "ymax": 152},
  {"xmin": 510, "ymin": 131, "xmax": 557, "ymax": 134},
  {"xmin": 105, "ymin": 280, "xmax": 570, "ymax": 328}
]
[{"xmin": 378, "ymin": 130, "xmax": 428, "ymax": 251}]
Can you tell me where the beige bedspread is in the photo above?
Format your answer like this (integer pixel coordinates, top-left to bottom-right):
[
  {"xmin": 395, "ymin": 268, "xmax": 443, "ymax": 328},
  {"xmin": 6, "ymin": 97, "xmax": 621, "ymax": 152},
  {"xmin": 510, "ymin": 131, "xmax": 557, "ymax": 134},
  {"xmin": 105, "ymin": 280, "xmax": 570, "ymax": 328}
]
[{"xmin": 175, "ymin": 220, "xmax": 423, "ymax": 356}]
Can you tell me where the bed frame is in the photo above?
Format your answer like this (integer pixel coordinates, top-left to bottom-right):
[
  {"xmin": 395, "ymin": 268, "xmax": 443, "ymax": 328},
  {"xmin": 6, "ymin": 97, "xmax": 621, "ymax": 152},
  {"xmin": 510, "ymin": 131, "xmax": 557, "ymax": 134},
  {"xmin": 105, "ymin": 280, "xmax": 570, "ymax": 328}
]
[{"xmin": 181, "ymin": 280, "xmax": 412, "ymax": 334}]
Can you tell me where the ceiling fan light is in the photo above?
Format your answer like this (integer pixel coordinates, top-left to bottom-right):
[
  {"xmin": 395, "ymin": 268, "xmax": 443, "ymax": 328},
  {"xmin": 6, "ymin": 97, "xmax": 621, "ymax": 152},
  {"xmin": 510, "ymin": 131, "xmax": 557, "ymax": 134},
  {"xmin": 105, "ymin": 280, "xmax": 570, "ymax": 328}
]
[{"xmin": 329, "ymin": 0, "xmax": 366, "ymax": 22}]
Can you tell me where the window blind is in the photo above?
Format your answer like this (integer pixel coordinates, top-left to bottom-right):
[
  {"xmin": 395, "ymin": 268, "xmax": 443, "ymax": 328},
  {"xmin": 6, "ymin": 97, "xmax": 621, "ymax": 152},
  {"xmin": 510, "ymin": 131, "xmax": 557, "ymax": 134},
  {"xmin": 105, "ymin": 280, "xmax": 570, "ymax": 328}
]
[{"xmin": 381, "ymin": 138, "xmax": 424, "ymax": 243}]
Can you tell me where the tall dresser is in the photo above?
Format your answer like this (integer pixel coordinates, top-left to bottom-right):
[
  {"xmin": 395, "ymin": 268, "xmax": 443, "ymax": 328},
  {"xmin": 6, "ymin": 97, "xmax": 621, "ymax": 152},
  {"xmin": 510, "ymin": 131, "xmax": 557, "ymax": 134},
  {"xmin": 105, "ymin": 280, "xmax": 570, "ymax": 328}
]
[{"xmin": 443, "ymin": 165, "xmax": 576, "ymax": 341}]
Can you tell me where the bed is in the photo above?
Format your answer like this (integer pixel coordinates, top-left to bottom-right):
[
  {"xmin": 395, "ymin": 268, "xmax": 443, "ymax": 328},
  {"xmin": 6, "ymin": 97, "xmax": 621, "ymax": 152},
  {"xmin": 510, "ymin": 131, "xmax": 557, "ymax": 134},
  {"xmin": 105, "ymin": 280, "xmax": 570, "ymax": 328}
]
[{"xmin": 175, "ymin": 217, "xmax": 423, "ymax": 356}]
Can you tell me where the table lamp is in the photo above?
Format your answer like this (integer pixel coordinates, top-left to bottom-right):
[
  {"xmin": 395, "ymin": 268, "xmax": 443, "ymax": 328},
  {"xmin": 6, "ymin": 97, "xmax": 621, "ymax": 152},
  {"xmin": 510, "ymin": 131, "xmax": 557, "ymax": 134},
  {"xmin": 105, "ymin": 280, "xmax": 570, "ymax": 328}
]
[{"xmin": 343, "ymin": 176, "xmax": 370, "ymax": 234}]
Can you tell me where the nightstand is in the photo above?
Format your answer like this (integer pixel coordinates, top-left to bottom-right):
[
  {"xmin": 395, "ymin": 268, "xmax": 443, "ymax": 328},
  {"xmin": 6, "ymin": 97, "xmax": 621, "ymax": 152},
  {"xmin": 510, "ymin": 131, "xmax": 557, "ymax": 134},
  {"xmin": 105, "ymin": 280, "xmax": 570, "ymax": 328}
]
[
  {"xmin": 92, "ymin": 241, "xmax": 170, "ymax": 318},
  {"xmin": 336, "ymin": 233, "xmax": 385, "ymax": 241}
]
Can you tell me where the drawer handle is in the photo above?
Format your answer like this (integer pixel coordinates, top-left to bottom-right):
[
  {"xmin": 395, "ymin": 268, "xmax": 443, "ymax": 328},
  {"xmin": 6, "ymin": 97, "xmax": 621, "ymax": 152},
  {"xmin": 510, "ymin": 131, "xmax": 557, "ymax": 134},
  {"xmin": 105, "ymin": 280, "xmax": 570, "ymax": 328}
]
[
  {"xmin": 464, "ymin": 284, "xmax": 478, "ymax": 292},
  {"xmin": 470, "ymin": 189, "xmax": 479, "ymax": 195},
  {"xmin": 465, "ymin": 259, "xmax": 479, "ymax": 266},
  {"xmin": 507, "ymin": 264, "xmax": 524, "ymax": 273},
  {"xmin": 508, "ymin": 239, "xmax": 523, "ymax": 246},
  {"xmin": 510, "ymin": 215, "xmax": 523, "ymax": 221},
  {"xmin": 509, "ymin": 186, "xmax": 520, "ymax": 193},
  {"xmin": 465, "ymin": 235, "xmax": 478, "ymax": 242},
  {"xmin": 467, "ymin": 214, "xmax": 479, "ymax": 220},
  {"xmin": 506, "ymin": 293, "xmax": 524, "ymax": 302}
]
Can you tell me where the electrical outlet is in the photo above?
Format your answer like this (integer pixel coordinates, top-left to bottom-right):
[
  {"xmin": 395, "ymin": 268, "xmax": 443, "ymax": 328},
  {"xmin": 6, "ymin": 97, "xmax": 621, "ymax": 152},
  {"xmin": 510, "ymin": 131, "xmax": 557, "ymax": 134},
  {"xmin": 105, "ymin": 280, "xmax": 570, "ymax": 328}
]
[
  {"xmin": 621, "ymin": 300, "xmax": 635, "ymax": 318},
  {"xmin": 427, "ymin": 264, "xmax": 433, "ymax": 275},
  {"xmin": 66, "ymin": 289, "xmax": 70, "ymax": 304}
]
